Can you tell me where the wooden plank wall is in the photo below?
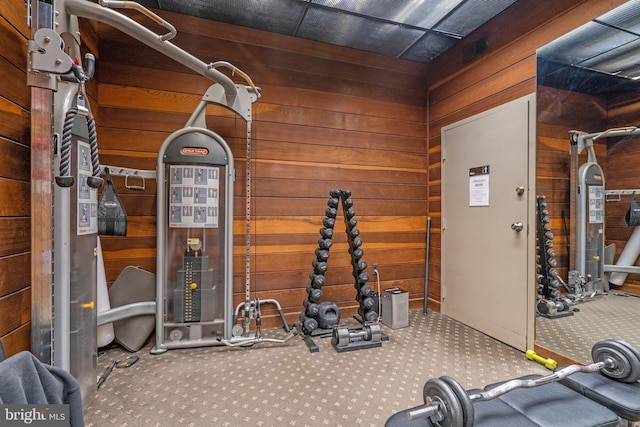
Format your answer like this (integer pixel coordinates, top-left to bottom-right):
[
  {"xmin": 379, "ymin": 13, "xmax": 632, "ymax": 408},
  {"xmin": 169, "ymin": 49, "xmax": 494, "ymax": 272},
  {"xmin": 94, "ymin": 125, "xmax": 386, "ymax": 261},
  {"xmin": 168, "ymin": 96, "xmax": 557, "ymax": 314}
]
[
  {"xmin": 95, "ymin": 10, "xmax": 429, "ymax": 327},
  {"xmin": 425, "ymin": 0, "xmax": 628, "ymax": 311},
  {"xmin": 0, "ymin": 1, "xmax": 32, "ymax": 357},
  {"xmin": 604, "ymin": 93, "xmax": 640, "ymax": 293}
]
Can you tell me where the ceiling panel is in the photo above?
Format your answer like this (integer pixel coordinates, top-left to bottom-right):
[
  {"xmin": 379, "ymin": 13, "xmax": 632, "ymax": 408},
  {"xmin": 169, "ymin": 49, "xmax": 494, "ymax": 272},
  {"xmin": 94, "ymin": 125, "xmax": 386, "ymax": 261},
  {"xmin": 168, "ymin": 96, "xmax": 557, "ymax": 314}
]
[
  {"xmin": 139, "ymin": 0, "xmax": 308, "ymax": 35},
  {"xmin": 539, "ymin": 21, "xmax": 640, "ymax": 74},
  {"xmin": 433, "ymin": 0, "xmax": 519, "ymax": 37},
  {"xmin": 134, "ymin": 0, "xmax": 525, "ymax": 63},
  {"xmin": 297, "ymin": 6, "xmax": 426, "ymax": 57},
  {"xmin": 596, "ymin": 0, "xmax": 640, "ymax": 35},
  {"xmin": 401, "ymin": 31, "xmax": 460, "ymax": 62},
  {"xmin": 310, "ymin": 0, "xmax": 465, "ymax": 30}
]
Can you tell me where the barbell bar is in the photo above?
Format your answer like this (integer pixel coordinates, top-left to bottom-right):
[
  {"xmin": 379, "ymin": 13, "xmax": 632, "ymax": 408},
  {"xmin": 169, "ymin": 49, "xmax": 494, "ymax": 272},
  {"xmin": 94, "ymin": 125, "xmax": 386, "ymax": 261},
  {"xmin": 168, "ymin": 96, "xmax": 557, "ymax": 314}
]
[{"xmin": 406, "ymin": 339, "xmax": 640, "ymax": 427}]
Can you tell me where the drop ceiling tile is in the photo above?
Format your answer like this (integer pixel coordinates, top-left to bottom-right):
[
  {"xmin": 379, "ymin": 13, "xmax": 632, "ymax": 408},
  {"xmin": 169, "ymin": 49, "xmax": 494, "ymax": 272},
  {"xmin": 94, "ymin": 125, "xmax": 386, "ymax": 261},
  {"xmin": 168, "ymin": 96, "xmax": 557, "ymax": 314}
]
[
  {"xmin": 149, "ymin": 0, "xmax": 308, "ymax": 35},
  {"xmin": 297, "ymin": 6, "xmax": 426, "ymax": 57},
  {"xmin": 433, "ymin": 0, "xmax": 518, "ymax": 37},
  {"xmin": 311, "ymin": 0, "xmax": 465, "ymax": 29},
  {"xmin": 596, "ymin": 0, "xmax": 640, "ymax": 35},
  {"xmin": 401, "ymin": 32, "xmax": 459, "ymax": 62}
]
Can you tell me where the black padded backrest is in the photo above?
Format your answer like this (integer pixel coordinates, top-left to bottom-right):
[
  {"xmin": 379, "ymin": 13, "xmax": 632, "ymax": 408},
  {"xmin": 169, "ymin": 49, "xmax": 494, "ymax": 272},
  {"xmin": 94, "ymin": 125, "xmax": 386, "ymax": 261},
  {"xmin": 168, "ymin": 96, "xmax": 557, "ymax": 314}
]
[
  {"xmin": 485, "ymin": 374, "xmax": 620, "ymax": 427},
  {"xmin": 560, "ymin": 371, "xmax": 640, "ymax": 421}
]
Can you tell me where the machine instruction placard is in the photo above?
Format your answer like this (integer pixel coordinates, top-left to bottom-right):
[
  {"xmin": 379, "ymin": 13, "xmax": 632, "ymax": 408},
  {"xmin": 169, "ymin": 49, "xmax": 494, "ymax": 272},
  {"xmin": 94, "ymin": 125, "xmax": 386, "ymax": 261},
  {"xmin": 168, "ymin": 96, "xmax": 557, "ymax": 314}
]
[
  {"xmin": 469, "ymin": 165, "xmax": 490, "ymax": 207},
  {"xmin": 588, "ymin": 186, "xmax": 604, "ymax": 224},
  {"xmin": 169, "ymin": 165, "xmax": 219, "ymax": 228},
  {"xmin": 77, "ymin": 141, "xmax": 98, "ymax": 235}
]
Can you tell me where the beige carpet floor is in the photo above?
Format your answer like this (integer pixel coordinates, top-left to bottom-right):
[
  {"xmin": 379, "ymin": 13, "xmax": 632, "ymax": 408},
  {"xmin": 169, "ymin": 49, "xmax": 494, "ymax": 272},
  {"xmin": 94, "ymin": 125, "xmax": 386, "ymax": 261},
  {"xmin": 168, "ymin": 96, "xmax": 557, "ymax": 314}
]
[
  {"xmin": 536, "ymin": 292, "xmax": 640, "ymax": 363},
  {"xmin": 84, "ymin": 310, "xmax": 549, "ymax": 427}
]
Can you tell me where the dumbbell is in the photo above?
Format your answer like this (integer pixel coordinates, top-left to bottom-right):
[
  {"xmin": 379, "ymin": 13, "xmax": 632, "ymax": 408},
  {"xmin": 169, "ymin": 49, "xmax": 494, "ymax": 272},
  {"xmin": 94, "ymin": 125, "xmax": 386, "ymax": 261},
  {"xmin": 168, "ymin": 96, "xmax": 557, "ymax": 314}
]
[
  {"xmin": 298, "ymin": 312, "xmax": 318, "ymax": 333},
  {"xmin": 342, "ymin": 197, "xmax": 354, "ymax": 209},
  {"xmin": 350, "ymin": 247, "xmax": 364, "ymax": 260},
  {"xmin": 306, "ymin": 286, "xmax": 322, "ymax": 302},
  {"xmin": 322, "ymin": 217, "xmax": 335, "ymax": 228},
  {"xmin": 331, "ymin": 321, "xmax": 381, "ymax": 347},
  {"xmin": 350, "ymin": 237, "xmax": 362, "ymax": 249},
  {"xmin": 319, "ymin": 227, "xmax": 333, "ymax": 239},
  {"xmin": 309, "ymin": 273, "xmax": 325, "ymax": 288},
  {"xmin": 525, "ymin": 349, "xmax": 557, "ymax": 370},
  {"xmin": 312, "ymin": 261, "xmax": 328, "ymax": 274},
  {"xmin": 407, "ymin": 340, "xmax": 640, "ymax": 427},
  {"xmin": 315, "ymin": 249, "xmax": 330, "ymax": 262},
  {"xmin": 327, "ymin": 197, "xmax": 339, "ymax": 208},
  {"xmin": 318, "ymin": 238, "xmax": 332, "ymax": 250}
]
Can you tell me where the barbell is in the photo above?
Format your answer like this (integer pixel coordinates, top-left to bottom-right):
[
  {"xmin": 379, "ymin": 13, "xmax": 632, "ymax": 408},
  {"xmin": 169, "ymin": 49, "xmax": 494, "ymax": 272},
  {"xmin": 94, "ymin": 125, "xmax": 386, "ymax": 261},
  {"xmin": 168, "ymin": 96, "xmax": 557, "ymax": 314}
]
[{"xmin": 406, "ymin": 339, "xmax": 640, "ymax": 427}]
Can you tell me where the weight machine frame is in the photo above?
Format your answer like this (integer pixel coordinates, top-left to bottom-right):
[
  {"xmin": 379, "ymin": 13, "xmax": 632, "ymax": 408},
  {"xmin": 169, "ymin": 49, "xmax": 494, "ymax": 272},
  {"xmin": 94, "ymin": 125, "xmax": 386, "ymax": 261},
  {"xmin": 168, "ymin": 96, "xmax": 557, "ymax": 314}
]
[
  {"xmin": 27, "ymin": 0, "xmax": 290, "ymax": 402},
  {"xmin": 570, "ymin": 127, "xmax": 640, "ymax": 291}
]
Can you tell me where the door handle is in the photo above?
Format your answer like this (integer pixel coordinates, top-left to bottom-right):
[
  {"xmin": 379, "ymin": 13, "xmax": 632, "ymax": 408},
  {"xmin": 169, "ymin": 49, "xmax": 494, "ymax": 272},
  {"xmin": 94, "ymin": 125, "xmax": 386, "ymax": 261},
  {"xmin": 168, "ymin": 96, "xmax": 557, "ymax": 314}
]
[{"xmin": 511, "ymin": 222, "xmax": 524, "ymax": 232}]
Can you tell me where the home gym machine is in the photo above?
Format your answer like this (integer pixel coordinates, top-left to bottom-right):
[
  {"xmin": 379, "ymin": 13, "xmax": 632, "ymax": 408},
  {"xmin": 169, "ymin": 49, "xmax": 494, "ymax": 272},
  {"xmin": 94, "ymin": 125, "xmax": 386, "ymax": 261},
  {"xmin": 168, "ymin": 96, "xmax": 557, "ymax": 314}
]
[
  {"xmin": 28, "ymin": 0, "xmax": 105, "ymax": 404},
  {"xmin": 26, "ymin": 0, "xmax": 277, "ymax": 402},
  {"xmin": 386, "ymin": 339, "xmax": 640, "ymax": 427},
  {"xmin": 570, "ymin": 128, "xmax": 640, "ymax": 292}
]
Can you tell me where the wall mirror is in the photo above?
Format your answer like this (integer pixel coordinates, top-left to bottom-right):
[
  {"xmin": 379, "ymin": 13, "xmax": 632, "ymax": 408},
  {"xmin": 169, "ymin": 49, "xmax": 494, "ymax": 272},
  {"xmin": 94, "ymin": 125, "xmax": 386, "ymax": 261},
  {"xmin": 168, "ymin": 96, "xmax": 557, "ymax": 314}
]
[{"xmin": 535, "ymin": 0, "xmax": 640, "ymax": 363}]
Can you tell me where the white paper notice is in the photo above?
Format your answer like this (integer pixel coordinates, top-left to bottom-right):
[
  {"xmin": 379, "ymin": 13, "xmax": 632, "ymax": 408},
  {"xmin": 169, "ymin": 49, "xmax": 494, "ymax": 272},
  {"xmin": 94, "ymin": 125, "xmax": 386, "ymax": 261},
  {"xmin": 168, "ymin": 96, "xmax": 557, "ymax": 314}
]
[{"xmin": 469, "ymin": 174, "xmax": 489, "ymax": 206}]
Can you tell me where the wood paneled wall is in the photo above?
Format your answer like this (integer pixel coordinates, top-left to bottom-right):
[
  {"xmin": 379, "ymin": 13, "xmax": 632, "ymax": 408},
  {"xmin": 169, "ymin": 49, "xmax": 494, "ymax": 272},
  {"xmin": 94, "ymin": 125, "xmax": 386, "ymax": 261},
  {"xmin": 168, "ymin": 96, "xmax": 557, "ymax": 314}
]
[
  {"xmin": 0, "ymin": 2, "xmax": 32, "ymax": 356},
  {"xmin": 95, "ymin": 10, "xmax": 429, "ymax": 326},
  {"xmin": 604, "ymin": 94, "xmax": 640, "ymax": 293},
  {"xmin": 425, "ymin": 0, "xmax": 628, "ymax": 310},
  {"xmin": 2, "ymin": 0, "xmax": 636, "ymax": 356}
]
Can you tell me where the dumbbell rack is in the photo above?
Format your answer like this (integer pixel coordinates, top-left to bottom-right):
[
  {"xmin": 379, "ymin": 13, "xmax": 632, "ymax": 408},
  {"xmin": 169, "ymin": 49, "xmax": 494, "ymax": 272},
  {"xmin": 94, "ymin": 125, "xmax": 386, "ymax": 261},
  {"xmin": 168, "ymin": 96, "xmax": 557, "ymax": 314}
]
[
  {"xmin": 536, "ymin": 195, "xmax": 574, "ymax": 319},
  {"xmin": 296, "ymin": 189, "xmax": 386, "ymax": 353}
]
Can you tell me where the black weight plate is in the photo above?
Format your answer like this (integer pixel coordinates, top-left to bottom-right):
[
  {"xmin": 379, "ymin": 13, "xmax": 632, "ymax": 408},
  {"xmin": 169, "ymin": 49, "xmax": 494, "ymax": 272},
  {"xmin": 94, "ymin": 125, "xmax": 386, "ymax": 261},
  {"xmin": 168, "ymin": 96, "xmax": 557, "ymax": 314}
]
[
  {"xmin": 423, "ymin": 378, "xmax": 465, "ymax": 427},
  {"xmin": 592, "ymin": 339, "xmax": 640, "ymax": 383},
  {"xmin": 440, "ymin": 376, "xmax": 474, "ymax": 427},
  {"xmin": 598, "ymin": 339, "xmax": 640, "ymax": 365}
]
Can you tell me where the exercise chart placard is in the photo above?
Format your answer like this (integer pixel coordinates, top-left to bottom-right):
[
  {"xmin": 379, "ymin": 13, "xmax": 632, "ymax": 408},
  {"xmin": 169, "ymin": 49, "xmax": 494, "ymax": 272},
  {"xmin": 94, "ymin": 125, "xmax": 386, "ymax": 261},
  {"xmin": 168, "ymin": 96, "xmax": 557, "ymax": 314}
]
[
  {"xmin": 169, "ymin": 165, "xmax": 219, "ymax": 228},
  {"xmin": 77, "ymin": 141, "xmax": 98, "ymax": 235}
]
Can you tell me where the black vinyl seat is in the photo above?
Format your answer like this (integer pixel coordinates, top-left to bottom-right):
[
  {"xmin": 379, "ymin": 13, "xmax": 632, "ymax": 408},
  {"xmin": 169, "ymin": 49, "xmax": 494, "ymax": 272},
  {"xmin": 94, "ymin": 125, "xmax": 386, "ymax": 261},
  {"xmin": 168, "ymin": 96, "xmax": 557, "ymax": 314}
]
[
  {"xmin": 560, "ymin": 371, "xmax": 640, "ymax": 423},
  {"xmin": 385, "ymin": 374, "xmax": 620, "ymax": 427}
]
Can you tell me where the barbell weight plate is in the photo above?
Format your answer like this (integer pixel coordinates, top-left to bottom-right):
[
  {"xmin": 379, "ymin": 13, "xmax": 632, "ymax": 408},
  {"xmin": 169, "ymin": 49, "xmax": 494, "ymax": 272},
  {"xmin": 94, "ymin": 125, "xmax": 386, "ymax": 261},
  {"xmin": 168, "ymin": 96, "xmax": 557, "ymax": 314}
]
[
  {"xmin": 331, "ymin": 325, "xmax": 350, "ymax": 347},
  {"xmin": 439, "ymin": 376, "xmax": 474, "ymax": 427},
  {"xmin": 592, "ymin": 339, "xmax": 640, "ymax": 383},
  {"xmin": 596, "ymin": 339, "xmax": 640, "ymax": 365},
  {"xmin": 368, "ymin": 322, "xmax": 382, "ymax": 343},
  {"xmin": 423, "ymin": 378, "xmax": 465, "ymax": 427}
]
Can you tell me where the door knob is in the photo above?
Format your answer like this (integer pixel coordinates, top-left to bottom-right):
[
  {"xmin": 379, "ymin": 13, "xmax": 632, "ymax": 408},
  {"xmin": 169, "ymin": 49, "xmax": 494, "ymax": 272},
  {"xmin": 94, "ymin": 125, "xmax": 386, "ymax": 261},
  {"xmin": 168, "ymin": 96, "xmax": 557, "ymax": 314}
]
[
  {"xmin": 515, "ymin": 186, "xmax": 525, "ymax": 196},
  {"xmin": 511, "ymin": 222, "xmax": 524, "ymax": 232}
]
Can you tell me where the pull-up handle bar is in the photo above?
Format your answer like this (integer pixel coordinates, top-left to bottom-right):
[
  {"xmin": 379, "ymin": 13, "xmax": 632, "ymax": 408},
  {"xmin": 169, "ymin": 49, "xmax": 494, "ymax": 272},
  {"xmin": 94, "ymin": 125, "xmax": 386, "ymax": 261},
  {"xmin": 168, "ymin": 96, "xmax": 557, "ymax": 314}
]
[
  {"xmin": 64, "ymin": 0, "xmax": 259, "ymax": 101},
  {"xmin": 98, "ymin": 0, "xmax": 177, "ymax": 41}
]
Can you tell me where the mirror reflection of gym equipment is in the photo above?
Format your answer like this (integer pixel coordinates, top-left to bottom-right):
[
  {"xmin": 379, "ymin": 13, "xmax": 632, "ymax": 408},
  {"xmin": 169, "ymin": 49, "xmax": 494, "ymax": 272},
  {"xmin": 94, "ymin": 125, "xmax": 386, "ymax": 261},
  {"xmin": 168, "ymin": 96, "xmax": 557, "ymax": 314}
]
[
  {"xmin": 4, "ymin": 0, "xmax": 640, "ymax": 426},
  {"xmin": 536, "ymin": 2, "xmax": 640, "ymax": 364}
]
